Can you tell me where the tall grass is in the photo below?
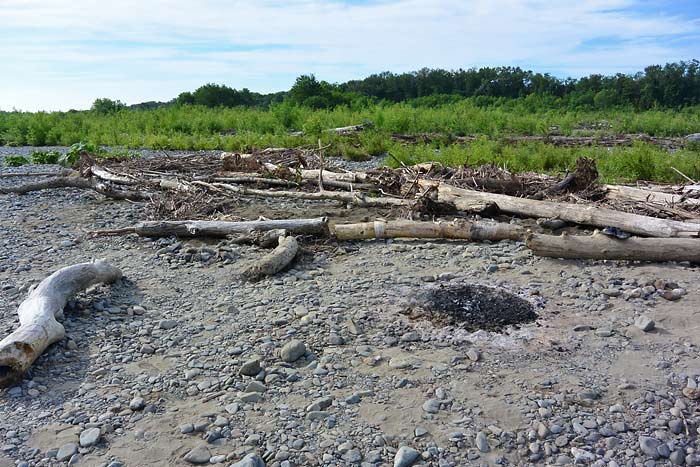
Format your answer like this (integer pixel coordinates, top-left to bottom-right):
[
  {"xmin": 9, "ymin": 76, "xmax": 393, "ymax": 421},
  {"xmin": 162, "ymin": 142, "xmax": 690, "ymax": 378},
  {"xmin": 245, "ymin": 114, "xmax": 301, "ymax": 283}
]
[
  {"xmin": 386, "ymin": 140, "xmax": 700, "ymax": 184},
  {"xmin": 2, "ymin": 101, "xmax": 699, "ymax": 149}
]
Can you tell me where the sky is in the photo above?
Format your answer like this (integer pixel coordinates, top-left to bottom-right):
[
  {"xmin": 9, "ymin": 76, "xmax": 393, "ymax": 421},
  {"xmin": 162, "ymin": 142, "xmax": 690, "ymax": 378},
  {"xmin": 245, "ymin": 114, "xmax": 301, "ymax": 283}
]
[{"xmin": 0, "ymin": 0, "xmax": 699, "ymax": 111}]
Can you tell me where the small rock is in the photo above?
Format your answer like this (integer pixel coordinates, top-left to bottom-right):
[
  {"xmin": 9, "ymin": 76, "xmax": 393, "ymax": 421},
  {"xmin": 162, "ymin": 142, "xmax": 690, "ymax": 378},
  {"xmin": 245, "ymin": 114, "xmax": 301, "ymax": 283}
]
[
  {"xmin": 79, "ymin": 427, "xmax": 101, "ymax": 447},
  {"xmin": 184, "ymin": 445, "xmax": 211, "ymax": 464},
  {"xmin": 280, "ymin": 340, "xmax": 306, "ymax": 363},
  {"xmin": 466, "ymin": 349, "xmax": 480, "ymax": 362},
  {"xmin": 475, "ymin": 431, "xmax": 490, "ymax": 452},
  {"xmin": 129, "ymin": 396, "xmax": 146, "ymax": 411},
  {"xmin": 394, "ymin": 446, "xmax": 420, "ymax": 467},
  {"xmin": 239, "ymin": 358, "xmax": 262, "ymax": 376},
  {"xmin": 422, "ymin": 399, "xmax": 440, "ymax": 414},
  {"xmin": 229, "ymin": 453, "xmax": 266, "ymax": 467},
  {"xmin": 159, "ymin": 319, "xmax": 178, "ymax": 330},
  {"xmin": 639, "ymin": 436, "xmax": 661, "ymax": 459},
  {"xmin": 635, "ymin": 315, "xmax": 655, "ymax": 332},
  {"xmin": 56, "ymin": 443, "xmax": 78, "ymax": 462}
]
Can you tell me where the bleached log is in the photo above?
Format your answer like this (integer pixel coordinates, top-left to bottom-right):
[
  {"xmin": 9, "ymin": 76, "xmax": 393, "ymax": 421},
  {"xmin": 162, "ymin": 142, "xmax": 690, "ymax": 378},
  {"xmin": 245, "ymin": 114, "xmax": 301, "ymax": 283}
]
[
  {"xmin": 91, "ymin": 217, "xmax": 329, "ymax": 238},
  {"xmin": 259, "ymin": 163, "xmax": 368, "ymax": 183},
  {"xmin": 206, "ymin": 182, "xmax": 410, "ymax": 207},
  {"xmin": 0, "ymin": 260, "xmax": 122, "ymax": 387},
  {"xmin": 604, "ymin": 185, "xmax": 700, "ymax": 206},
  {"xmin": 243, "ymin": 236, "xmax": 299, "ymax": 280},
  {"xmin": 526, "ymin": 230, "xmax": 700, "ymax": 263},
  {"xmin": 0, "ymin": 176, "xmax": 152, "ymax": 201},
  {"xmin": 333, "ymin": 220, "xmax": 523, "ymax": 241},
  {"xmin": 420, "ymin": 180, "xmax": 700, "ymax": 238},
  {"xmin": 90, "ymin": 165, "xmax": 138, "ymax": 185}
]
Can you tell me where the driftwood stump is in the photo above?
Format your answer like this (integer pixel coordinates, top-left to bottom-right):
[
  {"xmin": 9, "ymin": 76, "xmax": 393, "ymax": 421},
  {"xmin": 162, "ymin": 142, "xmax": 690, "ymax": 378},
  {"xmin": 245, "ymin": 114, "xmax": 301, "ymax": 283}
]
[{"xmin": 0, "ymin": 260, "xmax": 122, "ymax": 387}]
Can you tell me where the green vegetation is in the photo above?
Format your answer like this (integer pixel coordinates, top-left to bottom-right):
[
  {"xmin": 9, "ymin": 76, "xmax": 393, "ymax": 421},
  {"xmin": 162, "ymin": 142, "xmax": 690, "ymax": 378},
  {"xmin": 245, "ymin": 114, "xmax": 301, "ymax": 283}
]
[
  {"xmin": 2, "ymin": 142, "xmax": 137, "ymax": 167},
  {"xmin": 2, "ymin": 61, "xmax": 699, "ymax": 183},
  {"xmin": 387, "ymin": 140, "xmax": 700, "ymax": 184}
]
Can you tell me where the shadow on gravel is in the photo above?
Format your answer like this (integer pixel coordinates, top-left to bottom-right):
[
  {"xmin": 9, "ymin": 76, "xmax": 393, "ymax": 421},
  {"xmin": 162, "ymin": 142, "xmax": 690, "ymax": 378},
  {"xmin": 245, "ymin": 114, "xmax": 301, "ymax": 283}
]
[{"xmin": 27, "ymin": 276, "xmax": 144, "ymax": 396}]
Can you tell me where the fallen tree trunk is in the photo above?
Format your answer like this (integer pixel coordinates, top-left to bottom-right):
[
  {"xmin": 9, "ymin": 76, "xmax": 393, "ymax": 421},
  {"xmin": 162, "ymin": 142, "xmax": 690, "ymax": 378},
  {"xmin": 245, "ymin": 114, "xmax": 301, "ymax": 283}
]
[
  {"xmin": 0, "ymin": 260, "xmax": 122, "ymax": 387},
  {"xmin": 420, "ymin": 180, "xmax": 700, "ymax": 238},
  {"xmin": 0, "ymin": 176, "xmax": 152, "ymax": 201},
  {"xmin": 526, "ymin": 230, "xmax": 700, "ymax": 263},
  {"xmin": 91, "ymin": 217, "xmax": 329, "ymax": 238},
  {"xmin": 604, "ymin": 184, "xmax": 700, "ymax": 206},
  {"xmin": 243, "ymin": 236, "xmax": 299, "ymax": 280},
  {"xmin": 204, "ymin": 182, "xmax": 411, "ymax": 208},
  {"xmin": 333, "ymin": 220, "xmax": 524, "ymax": 241}
]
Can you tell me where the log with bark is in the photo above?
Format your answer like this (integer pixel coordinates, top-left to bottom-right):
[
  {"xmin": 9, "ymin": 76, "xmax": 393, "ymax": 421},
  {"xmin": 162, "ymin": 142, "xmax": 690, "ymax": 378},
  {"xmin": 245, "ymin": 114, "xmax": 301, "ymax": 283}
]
[
  {"xmin": 242, "ymin": 236, "xmax": 299, "ymax": 281},
  {"xmin": 526, "ymin": 230, "xmax": 700, "ymax": 263},
  {"xmin": 420, "ymin": 180, "xmax": 700, "ymax": 238},
  {"xmin": 91, "ymin": 217, "xmax": 330, "ymax": 238},
  {"xmin": 332, "ymin": 220, "xmax": 524, "ymax": 241},
  {"xmin": 0, "ymin": 260, "xmax": 123, "ymax": 387}
]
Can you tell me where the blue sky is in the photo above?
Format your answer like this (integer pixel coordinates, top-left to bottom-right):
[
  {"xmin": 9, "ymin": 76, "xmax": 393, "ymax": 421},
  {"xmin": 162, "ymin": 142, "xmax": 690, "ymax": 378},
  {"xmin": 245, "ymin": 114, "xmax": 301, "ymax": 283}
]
[{"xmin": 1, "ymin": 0, "xmax": 698, "ymax": 111}]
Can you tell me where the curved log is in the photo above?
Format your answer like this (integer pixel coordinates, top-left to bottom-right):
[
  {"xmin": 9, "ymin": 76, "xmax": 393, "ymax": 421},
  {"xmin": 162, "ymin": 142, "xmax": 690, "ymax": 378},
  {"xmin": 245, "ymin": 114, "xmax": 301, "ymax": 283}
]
[
  {"xmin": 243, "ymin": 236, "xmax": 299, "ymax": 281},
  {"xmin": 0, "ymin": 260, "xmax": 123, "ymax": 387}
]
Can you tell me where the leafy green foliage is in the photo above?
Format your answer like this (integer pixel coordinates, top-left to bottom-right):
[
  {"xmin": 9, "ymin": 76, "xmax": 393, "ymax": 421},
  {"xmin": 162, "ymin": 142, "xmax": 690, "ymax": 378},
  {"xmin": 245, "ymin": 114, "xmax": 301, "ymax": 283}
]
[
  {"xmin": 29, "ymin": 150, "xmax": 60, "ymax": 164},
  {"xmin": 91, "ymin": 98, "xmax": 126, "ymax": 114},
  {"xmin": 3, "ymin": 155, "xmax": 30, "ymax": 166}
]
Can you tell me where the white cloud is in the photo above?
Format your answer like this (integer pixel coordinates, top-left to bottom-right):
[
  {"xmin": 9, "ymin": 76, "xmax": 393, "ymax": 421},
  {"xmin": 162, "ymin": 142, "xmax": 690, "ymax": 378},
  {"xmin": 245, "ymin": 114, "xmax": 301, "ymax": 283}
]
[{"xmin": 0, "ymin": 0, "xmax": 698, "ymax": 110}]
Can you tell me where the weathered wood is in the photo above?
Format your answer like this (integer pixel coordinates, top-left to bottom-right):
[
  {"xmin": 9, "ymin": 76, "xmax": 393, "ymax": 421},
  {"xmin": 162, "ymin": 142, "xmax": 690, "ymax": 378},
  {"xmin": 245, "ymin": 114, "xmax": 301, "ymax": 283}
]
[
  {"xmin": 604, "ymin": 185, "xmax": 700, "ymax": 206},
  {"xmin": 243, "ymin": 236, "xmax": 299, "ymax": 280},
  {"xmin": 90, "ymin": 165, "xmax": 138, "ymax": 185},
  {"xmin": 333, "ymin": 220, "xmax": 523, "ymax": 241},
  {"xmin": 420, "ymin": 180, "xmax": 700, "ymax": 238},
  {"xmin": 526, "ymin": 230, "xmax": 700, "ymax": 263},
  {"xmin": 207, "ymin": 182, "xmax": 410, "ymax": 207},
  {"xmin": 0, "ymin": 176, "xmax": 152, "ymax": 201},
  {"xmin": 92, "ymin": 218, "xmax": 329, "ymax": 238},
  {"xmin": 0, "ymin": 260, "xmax": 122, "ymax": 387}
]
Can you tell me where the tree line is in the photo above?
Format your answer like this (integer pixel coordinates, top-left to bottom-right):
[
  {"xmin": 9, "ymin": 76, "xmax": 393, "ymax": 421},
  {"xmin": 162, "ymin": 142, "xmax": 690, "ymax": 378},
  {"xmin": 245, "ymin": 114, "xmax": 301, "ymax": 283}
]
[{"xmin": 87, "ymin": 60, "xmax": 699, "ymax": 113}]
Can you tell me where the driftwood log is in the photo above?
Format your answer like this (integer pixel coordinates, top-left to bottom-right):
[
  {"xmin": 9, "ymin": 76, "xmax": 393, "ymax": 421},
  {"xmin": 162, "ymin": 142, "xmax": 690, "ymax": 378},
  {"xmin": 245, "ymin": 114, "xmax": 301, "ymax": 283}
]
[
  {"xmin": 91, "ymin": 218, "xmax": 329, "ymax": 238},
  {"xmin": 333, "ymin": 220, "xmax": 523, "ymax": 241},
  {"xmin": 0, "ymin": 260, "xmax": 122, "ymax": 387},
  {"xmin": 203, "ymin": 182, "xmax": 410, "ymax": 208},
  {"xmin": 421, "ymin": 180, "xmax": 700, "ymax": 238},
  {"xmin": 526, "ymin": 230, "xmax": 700, "ymax": 263},
  {"xmin": 604, "ymin": 185, "xmax": 700, "ymax": 206},
  {"xmin": 243, "ymin": 236, "xmax": 299, "ymax": 280},
  {"xmin": 0, "ymin": 175, "xmax": 152, "ymax": 201}
]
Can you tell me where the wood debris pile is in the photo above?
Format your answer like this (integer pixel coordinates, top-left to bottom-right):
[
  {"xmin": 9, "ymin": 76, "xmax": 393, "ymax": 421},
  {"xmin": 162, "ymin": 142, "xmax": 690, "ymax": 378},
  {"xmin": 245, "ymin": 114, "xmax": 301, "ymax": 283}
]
[{"xmin": 4, "ymin": 148, "xmax": 700, "ymax": 265}]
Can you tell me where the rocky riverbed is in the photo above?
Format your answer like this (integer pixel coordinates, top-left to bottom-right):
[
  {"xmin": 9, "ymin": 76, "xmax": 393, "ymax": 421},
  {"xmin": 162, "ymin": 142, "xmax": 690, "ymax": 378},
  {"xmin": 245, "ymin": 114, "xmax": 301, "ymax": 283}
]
[{"xmin": 0, "ymin": 154, "xmax": 698, "ymax": 467}]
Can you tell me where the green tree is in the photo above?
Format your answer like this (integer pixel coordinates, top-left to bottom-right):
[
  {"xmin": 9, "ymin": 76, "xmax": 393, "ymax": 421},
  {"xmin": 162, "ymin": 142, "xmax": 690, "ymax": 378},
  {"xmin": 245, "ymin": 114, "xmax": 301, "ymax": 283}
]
[{"xmin": 91, "ymin": 98, "xmax": 126, "ymax": 114}]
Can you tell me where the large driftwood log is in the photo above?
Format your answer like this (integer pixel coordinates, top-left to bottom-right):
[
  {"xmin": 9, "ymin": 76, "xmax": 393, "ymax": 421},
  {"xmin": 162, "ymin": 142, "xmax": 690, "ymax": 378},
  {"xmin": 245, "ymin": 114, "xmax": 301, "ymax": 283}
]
[
  {"xmin": 526, "ymin": 230, "xmax": 700, "ymax": 263},
  {"xmin": 91, "ymin": 218, "xmax": 329, "ymax": 238},
  {"xmin": 420, "ymin": 180, "xmax": 700, "ymax": 238},
  {"xmin": 604, "ymin": 185, "xmax": 700, "ymax": 206},
  {"xmin": 0, "ymin": 176, "xmax": 152, "ymax": 201},
  {"xmin": 0, "ymin": 260, "xmax": 122, "ymax": 387},
  {"xmin": 333, "ymin": 220, "xmax": 524, "ymax": 241},
  {"xmin": 243, "ymin": 236, "xmax": 299, "ymax": 280}
]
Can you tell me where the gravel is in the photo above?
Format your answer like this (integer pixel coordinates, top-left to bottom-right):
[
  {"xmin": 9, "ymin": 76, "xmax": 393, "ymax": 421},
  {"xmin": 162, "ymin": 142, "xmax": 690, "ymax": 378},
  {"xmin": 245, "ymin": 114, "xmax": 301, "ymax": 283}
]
[{"xmin": 0, "ymin": 150, "xmax": 698, "ymax": 467}]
